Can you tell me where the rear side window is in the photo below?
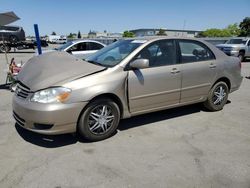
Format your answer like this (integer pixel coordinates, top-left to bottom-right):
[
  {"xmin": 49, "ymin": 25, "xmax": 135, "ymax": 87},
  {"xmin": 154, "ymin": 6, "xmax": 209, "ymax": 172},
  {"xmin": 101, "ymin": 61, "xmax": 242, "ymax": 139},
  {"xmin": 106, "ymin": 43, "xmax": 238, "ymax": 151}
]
[
  {"xmin": 178, "ymin": 40, "xmax": 215, "ymax": 63},
  {"xmin": 88, "ymin": 42, "xmax": 104, "ymax": 50}
]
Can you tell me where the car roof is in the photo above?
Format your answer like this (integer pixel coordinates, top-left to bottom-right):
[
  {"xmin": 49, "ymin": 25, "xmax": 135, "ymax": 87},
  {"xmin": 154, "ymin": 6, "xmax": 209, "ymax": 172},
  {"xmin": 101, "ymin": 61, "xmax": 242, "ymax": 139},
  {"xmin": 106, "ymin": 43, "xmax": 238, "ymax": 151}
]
[
  {"xmin": 122, "ymin": 36, "xmax": 209, "ymax": 42},
  {"xmin": 71, "ymin": 39, "xmax": 106, "ymax": 45}
]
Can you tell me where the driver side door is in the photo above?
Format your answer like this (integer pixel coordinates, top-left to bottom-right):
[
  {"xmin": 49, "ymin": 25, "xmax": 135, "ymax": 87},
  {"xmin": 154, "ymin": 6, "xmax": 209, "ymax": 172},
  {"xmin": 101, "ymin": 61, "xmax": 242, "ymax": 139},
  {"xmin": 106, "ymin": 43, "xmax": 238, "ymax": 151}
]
[{"xmin": 127, "ymin": 40, "xmax": 181, "ymax": 115}]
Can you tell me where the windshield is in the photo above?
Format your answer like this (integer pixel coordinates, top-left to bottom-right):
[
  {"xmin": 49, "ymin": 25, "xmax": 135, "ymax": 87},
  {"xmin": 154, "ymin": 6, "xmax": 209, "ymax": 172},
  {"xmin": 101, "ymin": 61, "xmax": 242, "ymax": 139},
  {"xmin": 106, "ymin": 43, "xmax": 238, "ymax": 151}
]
[
  {"xmin": 55, "ymin": 41, "xmax": 73, "ymax": 51},
  {"xmin": 86, "ymin": 39, "xmax": 145, "ymax": 67},
  {"xmin": 226, "ymin": 39, "xmax": 247, "ymax": 45}
]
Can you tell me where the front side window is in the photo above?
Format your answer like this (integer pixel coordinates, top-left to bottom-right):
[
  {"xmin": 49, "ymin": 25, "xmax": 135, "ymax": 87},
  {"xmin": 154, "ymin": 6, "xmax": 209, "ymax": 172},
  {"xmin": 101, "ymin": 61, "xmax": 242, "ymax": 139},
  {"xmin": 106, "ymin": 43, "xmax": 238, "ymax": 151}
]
[
  {"xmin": 134, "ymin": 40, "xmax": 176, "ymax": 67},
  {"xmin": 68, "ymin": 42, "xmax": 87, "ymax": 52},
  {"xmin": 56, "ymin": 41, "xmax": 73, "ymax": 51},
  {"xmin": 86, "ymin": 40, "xmax": 144, "ymax": 67},
  {"xmin": 178, "ymin": 40, "xmax": 215, "ymax": 63}
]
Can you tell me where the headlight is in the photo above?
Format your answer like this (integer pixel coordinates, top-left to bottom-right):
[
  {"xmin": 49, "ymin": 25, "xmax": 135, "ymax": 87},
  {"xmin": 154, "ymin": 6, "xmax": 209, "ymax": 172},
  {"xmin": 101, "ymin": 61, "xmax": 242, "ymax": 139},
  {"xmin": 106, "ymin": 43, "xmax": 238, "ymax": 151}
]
[{"xmin": 30, "ymin": 87, "xmax": 71, "ymax": 103}]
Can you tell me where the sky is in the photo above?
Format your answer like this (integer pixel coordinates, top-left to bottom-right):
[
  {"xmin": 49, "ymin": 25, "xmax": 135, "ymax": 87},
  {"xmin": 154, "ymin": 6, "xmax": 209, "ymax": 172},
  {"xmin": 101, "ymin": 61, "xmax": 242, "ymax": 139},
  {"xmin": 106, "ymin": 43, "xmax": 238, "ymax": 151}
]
[{"xmin": 1, "ymin": 0, "xmax": 250, "ymax": 36}]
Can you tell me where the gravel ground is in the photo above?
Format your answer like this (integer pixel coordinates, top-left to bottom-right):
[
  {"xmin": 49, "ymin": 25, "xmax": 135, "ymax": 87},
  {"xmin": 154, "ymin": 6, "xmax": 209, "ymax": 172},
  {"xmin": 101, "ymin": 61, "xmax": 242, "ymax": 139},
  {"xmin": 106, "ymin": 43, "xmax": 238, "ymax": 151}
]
[{"xmin": 0, "ymin": 47, "xmax": 250, "ymax": 188}]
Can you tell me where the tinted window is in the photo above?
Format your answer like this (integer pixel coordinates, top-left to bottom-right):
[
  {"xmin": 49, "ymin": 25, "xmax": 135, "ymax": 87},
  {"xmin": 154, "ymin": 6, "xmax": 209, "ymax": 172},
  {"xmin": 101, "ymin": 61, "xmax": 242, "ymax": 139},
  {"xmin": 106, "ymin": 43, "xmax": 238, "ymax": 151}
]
[
  {"xmin": 88, "ymin": 42, "xmax": 104, "ymax": 50},
  {"xmin": 68, "ymin": 42, "xmax": 87, "ymax": 52},
  {"xmin": 178, "ymin": 40, "xmax": 215, "ymax": 63},
  {"xmin": 56, "ymin": 41, "xmax": 73, "ymax": 51},
  {"xmin": 135, "ymin": 40, "xmax": 176, "ymax": 67}
]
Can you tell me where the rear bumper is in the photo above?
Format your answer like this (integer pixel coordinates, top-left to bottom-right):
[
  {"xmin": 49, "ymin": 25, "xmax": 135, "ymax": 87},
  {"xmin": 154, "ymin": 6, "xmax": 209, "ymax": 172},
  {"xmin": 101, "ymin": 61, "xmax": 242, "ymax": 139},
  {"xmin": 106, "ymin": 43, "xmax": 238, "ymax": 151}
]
[
  {"xmin": 230, "ymin": 76, "xmax": 243, "ymax": 93},
  {"xmin": 12, "ymin": 95, "xmax": 87, "ymax": 135}
]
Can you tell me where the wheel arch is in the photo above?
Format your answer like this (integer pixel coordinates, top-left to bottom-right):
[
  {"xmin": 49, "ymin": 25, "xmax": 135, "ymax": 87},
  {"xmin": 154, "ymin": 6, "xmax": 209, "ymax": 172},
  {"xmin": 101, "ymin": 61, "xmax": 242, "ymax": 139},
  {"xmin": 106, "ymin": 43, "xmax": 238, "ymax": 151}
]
[
  {"xmin": 76, "ymin": 93, "xmax": 124, "ymax": 128},
  {"xmin": 213, "ymin": 77, "xmax": 231, "ymax": 91},
  {"xmin": 239, "ymin": 49, "xmax": 245, "ymax": 54}
]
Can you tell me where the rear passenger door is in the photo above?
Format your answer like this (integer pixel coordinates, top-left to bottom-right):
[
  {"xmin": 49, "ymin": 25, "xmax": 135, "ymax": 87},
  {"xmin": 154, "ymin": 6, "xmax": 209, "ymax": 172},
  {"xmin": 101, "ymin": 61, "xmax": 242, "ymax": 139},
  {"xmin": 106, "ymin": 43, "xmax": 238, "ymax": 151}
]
[{"xmin": 177, "ymin": 40, "xmax": 217, "ymax": 103}]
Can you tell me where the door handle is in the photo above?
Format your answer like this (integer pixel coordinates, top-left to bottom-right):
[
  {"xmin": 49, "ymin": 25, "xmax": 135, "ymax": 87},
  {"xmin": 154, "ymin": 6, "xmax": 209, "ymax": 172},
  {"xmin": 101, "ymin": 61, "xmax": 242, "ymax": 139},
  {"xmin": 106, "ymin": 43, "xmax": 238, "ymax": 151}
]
[
  {"xmin": 209, "ymin": 63, "xmax": 216, "ymax": 68},
  {"xmin": 171, "ymin": 68, "xmax": 180, "ymax": 74}
]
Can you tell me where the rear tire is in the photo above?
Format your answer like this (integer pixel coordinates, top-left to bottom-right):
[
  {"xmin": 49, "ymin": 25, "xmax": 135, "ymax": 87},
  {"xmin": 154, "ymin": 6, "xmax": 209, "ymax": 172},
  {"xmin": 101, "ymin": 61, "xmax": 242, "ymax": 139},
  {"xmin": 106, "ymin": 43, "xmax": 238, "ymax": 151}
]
[
  {"xmin": 204, "ymin": 81, "xmax": 229, "ymax": 111},
  {"xmin": 78, "ymin": 98, "xmax": 120, "ymax": 141}
]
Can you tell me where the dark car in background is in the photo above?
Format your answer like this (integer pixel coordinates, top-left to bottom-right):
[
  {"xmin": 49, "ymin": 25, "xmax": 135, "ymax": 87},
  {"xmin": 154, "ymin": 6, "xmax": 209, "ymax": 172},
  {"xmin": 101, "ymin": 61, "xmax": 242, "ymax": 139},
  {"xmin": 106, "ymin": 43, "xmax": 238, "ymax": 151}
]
[{"xmin": 0, "ymin": 25, "xmax": 25, "ymax": 43}]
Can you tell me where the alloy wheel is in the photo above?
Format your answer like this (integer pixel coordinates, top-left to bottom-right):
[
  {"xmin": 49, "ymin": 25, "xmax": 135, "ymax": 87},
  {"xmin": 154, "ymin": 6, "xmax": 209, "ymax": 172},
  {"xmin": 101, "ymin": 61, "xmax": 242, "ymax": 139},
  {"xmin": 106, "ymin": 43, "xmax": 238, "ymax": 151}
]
[
  {"xmin": 88, "ymin": 105, "xmax": 115, "ymax": 135},
  {"xmin": 212, "ymin": 85, "xmax": 227, "ymax": 105}
]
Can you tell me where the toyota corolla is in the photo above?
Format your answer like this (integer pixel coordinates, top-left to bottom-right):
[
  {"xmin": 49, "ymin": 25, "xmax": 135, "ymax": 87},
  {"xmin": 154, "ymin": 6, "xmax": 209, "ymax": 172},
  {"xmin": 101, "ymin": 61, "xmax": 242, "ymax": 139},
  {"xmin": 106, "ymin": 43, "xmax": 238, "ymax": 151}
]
[{"xmin": 13, "ymin": 37, "xmax": 243, "ymax": 141}]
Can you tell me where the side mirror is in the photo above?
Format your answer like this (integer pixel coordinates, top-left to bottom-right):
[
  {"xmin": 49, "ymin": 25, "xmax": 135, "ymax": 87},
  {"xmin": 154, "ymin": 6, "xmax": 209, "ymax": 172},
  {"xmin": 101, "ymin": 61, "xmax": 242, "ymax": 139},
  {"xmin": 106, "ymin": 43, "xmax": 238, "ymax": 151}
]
[{"xmin": 130, "ymin": 59, "xmax": 149, "ymax": 69}]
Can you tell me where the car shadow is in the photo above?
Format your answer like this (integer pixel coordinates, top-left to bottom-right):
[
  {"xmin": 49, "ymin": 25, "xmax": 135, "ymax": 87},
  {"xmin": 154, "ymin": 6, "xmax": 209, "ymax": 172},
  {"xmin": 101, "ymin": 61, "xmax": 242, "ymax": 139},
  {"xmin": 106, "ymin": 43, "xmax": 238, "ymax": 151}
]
[
  {"xmin": 118, "ymin": 103, "xmax": 202, "ymax": 131},
  {"xmin": 242, "ymin": 58, "xmax": 250, "ymax": 63},
  {"xmin": 15, "ymin": 124, "xmax": 78, "ymax": 148}
]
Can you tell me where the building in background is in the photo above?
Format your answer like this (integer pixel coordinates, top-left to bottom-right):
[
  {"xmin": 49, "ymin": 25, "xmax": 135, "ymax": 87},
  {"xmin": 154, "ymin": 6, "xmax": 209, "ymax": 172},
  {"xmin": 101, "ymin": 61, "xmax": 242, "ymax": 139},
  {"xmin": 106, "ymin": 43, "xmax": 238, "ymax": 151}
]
[
  {"xmin": 87, "ymin": 30, "xmax": 122, "ymax": 39},
  {"xmin": 130, "ymin": 28, "xmax": 202, "ymax": 37}
]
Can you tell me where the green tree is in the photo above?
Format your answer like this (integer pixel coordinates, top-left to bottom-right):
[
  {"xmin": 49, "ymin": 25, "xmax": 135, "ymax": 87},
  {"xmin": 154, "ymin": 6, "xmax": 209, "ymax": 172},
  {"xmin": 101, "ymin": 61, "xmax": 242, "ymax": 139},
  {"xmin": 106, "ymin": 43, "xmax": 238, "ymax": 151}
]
[
  {"xmin": 77, "ymin": 31, "xmax": 81, "ymax": 39},
  {"xmin": 123, "ymin": 31, "xmax": 135, "ymax": 38},
  {"xmin": 67, "ymin": 33, "xmax": 75, "ymax": 39},
  {"xmin": 51, "ymin": 31, "xmax": 56, "ymax": 35},
  {"xmin": 157, "ymin": 29, "xmax": 167, "ymax": 36},
  {"xmin": 239, "ymin": 17, "xmax": 250, "ymax": 36},
  {"xmin": 199, "ymin": 24, "xmax": 240, "ymax": 37},
  {"xmin": 226, "ymin": 23, "xmax": 240, "ymax": 36}
]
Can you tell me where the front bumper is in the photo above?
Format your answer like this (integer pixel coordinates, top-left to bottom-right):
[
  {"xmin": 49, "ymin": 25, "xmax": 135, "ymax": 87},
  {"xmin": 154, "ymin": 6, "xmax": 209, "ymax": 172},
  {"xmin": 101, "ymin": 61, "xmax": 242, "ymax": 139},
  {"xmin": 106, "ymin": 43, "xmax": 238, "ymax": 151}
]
[
  {"xmin": 223, "ymin": 50, "xmax": 239, "ymax": 57},
  {"xmin": 12, "ymin": 95, "xmax": 87, "ymax": 135}
]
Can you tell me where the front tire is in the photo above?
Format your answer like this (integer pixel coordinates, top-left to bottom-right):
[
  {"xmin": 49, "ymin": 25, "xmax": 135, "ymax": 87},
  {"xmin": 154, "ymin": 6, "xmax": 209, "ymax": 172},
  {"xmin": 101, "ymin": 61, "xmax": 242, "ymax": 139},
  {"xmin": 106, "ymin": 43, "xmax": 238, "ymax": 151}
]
[
  {"xmin": 238, "ymin": 51, "xmax": 245, "ymax": 62},
  {"xmin": 0, "ymin": 45, "xmax": 11, "ymax": 53},
  {"xmin": 78, "ymin": 98, "xmax": 120, "ymax": 141},
  {"xmin": 9, "ymin": 35, "xmax": 18, "ymax": 43},
  {"xmin": 204, "ymin": 81, "xmax": 229, "ymax": 111}
]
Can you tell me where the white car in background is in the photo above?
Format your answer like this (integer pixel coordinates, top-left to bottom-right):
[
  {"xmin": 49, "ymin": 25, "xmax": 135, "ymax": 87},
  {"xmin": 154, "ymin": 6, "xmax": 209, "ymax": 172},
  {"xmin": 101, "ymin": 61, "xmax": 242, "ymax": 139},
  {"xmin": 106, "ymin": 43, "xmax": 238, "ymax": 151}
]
[{"xmin": 45, "ymin": 40, "xmax": 106, "ymax": 59}]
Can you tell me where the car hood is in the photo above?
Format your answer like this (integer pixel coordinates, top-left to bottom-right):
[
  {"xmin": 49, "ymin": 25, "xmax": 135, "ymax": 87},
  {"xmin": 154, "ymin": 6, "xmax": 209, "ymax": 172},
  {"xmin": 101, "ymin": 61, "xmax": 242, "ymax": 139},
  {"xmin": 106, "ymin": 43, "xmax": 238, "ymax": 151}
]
[
  {"xmin": 18, "ymin": 51, "xmax": 105, "ymax": 91},
  {"xmin": 216, "ymin": 44, "xmax": 245, "ymax": 48}
]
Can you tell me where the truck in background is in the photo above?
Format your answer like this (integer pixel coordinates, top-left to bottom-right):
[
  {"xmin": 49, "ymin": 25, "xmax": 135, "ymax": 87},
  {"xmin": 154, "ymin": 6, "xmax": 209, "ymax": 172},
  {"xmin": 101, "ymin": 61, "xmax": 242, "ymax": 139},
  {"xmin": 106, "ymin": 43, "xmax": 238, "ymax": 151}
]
[
  {"xmin": 48, "ymin": 35, "xmax": 67, "ymax": 44},
  {"xmin": 216, "ymin": 38, "xmax": 250, "ymax": 61}
]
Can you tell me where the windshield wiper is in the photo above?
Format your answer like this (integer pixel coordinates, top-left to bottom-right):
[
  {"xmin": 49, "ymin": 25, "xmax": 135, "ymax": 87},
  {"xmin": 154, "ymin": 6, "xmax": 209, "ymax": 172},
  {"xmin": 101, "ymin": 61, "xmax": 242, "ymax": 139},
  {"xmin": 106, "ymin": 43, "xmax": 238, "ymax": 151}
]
[{"xmin": 86, "ymin": 60, "xmax": 104, "ymax": 67}]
